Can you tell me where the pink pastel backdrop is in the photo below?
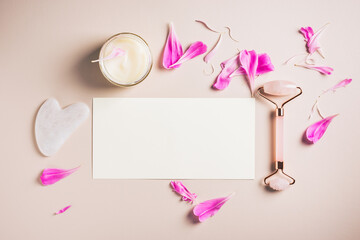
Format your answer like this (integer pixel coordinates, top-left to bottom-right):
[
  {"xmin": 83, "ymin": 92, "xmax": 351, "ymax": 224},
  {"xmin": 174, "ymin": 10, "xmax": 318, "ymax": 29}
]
[{"xmin": 0, "ymin": 0, "xmax": 359, "ymax": 239}]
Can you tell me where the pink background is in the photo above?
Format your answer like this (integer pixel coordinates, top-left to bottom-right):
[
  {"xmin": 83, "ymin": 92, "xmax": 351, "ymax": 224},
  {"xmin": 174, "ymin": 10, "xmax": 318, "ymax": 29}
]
[{"xmin": 1, "ymin": 0, "xmax": 359, "ymax": 239}]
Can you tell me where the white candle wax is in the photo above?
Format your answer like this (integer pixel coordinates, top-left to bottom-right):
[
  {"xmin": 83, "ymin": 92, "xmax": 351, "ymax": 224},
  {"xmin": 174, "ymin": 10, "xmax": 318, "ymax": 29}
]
[{"xmin": 99, "ymin": 33, "xmax": 152, "ymax": 86}]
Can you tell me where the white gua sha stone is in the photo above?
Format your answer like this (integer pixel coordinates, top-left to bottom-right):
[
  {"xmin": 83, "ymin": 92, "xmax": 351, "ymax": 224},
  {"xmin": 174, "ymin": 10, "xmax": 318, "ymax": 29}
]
[{"xmin": 35, "ymin": 98, "xmax": 89, "ymax": 157}]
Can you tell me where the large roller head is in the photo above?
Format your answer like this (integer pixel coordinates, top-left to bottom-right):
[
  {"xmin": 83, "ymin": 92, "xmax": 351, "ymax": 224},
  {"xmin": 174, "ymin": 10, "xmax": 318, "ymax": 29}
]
[
  {"xmin": 257, "ymin": 80, "xmax": 302, "ymax": 109},
  {"xmin": 263, "ymin": 80, "xmax": 298, "ymax": 96}
]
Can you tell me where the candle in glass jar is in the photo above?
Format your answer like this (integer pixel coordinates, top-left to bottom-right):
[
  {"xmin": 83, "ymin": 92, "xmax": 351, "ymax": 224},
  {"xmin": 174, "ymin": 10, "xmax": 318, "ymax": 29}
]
[{"xmin": 98, "ymin": 33, "xmax": 152, "ymax": 87}]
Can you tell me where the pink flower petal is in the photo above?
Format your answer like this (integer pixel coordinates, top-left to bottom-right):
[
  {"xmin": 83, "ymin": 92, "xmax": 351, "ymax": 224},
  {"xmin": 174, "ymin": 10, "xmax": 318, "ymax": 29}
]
[
  {"xmin": 307, "ymin": 23, "xmax": 329, "ymax": 55},
  {"xmin": 221, "ymin": 54, "xmax": 241, "ymax": 70},
  {"xmin": 212, "ymin": 54, "xmax": 240, "ymax": 90},
  {"xmin": 299, "ymin": 26, "xmax": 314, "ymax": 42},
  {"xmin": 231, "ymin": 53, "xmax": 273, "ymax": 77},
  {"xmin": 239, "ymin": 50, "xmax": 258, "ymax": 95},
  {"xmin": 309, "ymin": 79, "xmax": 351, "ymax": 120},
  {"xmin": 256, "ymin": 53, "xmax": 275, "ymax": 75},
  {"xmin": 325, "ymin": 78, "xmax": 352, "ymax": 93},
  {"xmin": 40, "ymin": 166, "xmax": 80, "ymax": 186},
  {"xmin": 55, "ymin": 205, "xmax": 71, "ymax": 215},
  {"xmin": 170, "ymin": 181, "xmax": 197, "ymax": 203},
  {"xmin": 229, "ymin": 67, "xmax": 246, "ymax": 77},
  {"xmin": 193, "ymin": 193, "xmax": 234, "ymax": 222},
  {"xmin": 162, "ymin": 22, "xmax": 183, "ymax": 69},
  {"xmin": 306, "ymin": 115, "xmax": 338, "ymax": 144},
  {"xmin": 204, "ymin": 33, "xmax": 222, "ymax": 63},
  {"xmin": 212, "ymin": 71, "xmax": 231, "ymax": 89},
  {"xmin": 169, "ymin": 41, "xmax": 207, "ymax": 68},
  {"xmin": 295, "ymin": 64, "xmax": 333, "ymax": 75},
  {"xmin": 300, "ymin": 24, "xmax": 329, "ymax": 56},
  {"xmin": 91, "ymin": 48, "xmax": 125, "ymax": 63},
  {"xmin": 213, "ymin": 51, "xmax": 274, "ymax": 91}
]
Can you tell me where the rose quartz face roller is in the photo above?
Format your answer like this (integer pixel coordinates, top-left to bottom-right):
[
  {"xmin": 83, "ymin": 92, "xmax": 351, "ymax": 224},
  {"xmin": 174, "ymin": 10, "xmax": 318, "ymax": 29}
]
[{"xmin": 257, "ymin": 80, "xmax": 302, "ymax": 191}]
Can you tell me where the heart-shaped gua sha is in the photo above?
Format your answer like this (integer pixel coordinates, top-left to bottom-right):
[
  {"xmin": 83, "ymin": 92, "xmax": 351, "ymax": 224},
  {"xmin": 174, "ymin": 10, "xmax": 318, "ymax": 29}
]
[{"xmin": 35, "ymin": 98, "xmax": 89, "ymax": 157}]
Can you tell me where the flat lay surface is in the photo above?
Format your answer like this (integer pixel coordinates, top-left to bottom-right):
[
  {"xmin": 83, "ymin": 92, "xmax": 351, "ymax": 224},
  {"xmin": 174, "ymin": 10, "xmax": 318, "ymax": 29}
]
[{"xmin": 0, "ymin": 0, "xmax": 359, "ymax": 239}]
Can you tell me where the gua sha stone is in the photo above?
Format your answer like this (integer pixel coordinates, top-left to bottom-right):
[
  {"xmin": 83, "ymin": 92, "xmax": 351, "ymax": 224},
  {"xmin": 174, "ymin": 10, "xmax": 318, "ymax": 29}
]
[
  {"xmin": 263, "ymin": 80, "xmax": 298, "ymax": 96},
  {"xmin": 35, "ymin": 98, "xmax": 89, "ymax": 157}
]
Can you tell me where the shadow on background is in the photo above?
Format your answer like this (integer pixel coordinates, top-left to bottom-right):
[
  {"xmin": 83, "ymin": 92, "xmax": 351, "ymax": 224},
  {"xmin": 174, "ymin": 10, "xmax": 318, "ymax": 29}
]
[
  {"xmin": 32, "ymin": 101, "xmax": 45, "ymax": 157},
  {"xmin": 76, "ymin": 46, "xmax": 117, "ymax": 88},
  {"xmin": 186, "ymin": 209, "xmax": 200, "ymax": 225},
  {"xmin": 301, "ymin": 131, "xmax": 312, "ymax": 145}
]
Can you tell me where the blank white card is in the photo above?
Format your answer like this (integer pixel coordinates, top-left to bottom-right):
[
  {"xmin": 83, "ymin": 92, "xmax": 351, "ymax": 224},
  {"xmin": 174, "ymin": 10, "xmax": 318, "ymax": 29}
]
[{"xmin": 93, "ymin": 98, "xmax": 254, "ymax": 179}]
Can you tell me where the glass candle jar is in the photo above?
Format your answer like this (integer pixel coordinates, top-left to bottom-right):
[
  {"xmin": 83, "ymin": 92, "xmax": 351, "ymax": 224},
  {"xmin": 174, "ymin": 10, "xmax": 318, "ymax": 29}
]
[{"xmin": 98, "ymin": 33, "xmax": 152, "ymax": 87}]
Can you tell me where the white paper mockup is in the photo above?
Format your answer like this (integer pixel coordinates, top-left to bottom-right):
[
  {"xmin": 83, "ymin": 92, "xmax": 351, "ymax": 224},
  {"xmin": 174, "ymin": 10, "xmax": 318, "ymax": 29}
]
[{"xmin": 93, "ymin": 98, "xmax": 254, "ymax": 179}]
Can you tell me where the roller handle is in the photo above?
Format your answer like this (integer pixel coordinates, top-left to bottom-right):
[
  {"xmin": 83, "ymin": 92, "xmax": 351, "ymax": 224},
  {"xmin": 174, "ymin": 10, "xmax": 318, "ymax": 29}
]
[{"xmin": 275, "ymin": 108, "xmax": 284, "ymax": 169}]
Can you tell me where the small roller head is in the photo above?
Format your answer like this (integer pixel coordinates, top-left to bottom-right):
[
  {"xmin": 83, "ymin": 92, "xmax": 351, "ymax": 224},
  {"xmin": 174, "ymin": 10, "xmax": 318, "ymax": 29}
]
[{"xmin": 268, "ymin": 177, "xmax": 290, "ymax": 191}]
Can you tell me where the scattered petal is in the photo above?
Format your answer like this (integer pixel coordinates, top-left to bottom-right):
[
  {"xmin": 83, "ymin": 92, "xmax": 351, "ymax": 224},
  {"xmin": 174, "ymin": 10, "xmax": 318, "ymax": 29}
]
[
  {"xmin": 203, "ymin": 63, "xmax": 215, "ymax": 76},
  {"xmin": 316, "ymin": 103, "xmax": 325, "ymax": 119},
  {"xmin": 295, "ymin": 64, "xmax": 333, "ymax": 75},
  {"xmin": 283, "ymin": 53, "xmax": 308, "ymax": 65},
  {"xmin": 40, "ymin": 166, "xmax": 80, "ymax": 186},
  {"xmin": 309, "ymin": 79, "xmax": 352, "ymax": 120},
  {"xmin": 162, "ymin": 22, "xmax": 183, "ymax": 69},
  {"xmin": 229, "ymin": 66, "xmax": 246, "ymax": 77},
  {"xmin": 286, "ymin": 24, "xmax": 329, "ymax": 67},
  {"xmin": 300, "ymin": 23, "xmax": 329, "ymax": 56},
  {"xmin": 170, "ymin": 181, "xmax": 197, "ymax": 203},
  {"xmin": 256, "ymin": 53, "xmax": 275, "ymax": 75},
  {"xmin": 309, "ymin": 98, "xmax": 326, "ymax": 120},
  {"xmin": 316, "ymin": 48, "xmax": 325, "ymax": 59},
  {"xmin": 212, "ymin": 54, "xmax": 240, "ymax": 90},
  {"xmin": 194, "ymin": 20, "xmax": 239, "ymax": 43},
  {"xmin": 239, "ymin": 50, "xmax": 258, "ymax": 96},
  {"xmin": 204, "ymin": 33, "xmax": 222, "ymax": 63},
  {"xmin": 309, "ymin": 97, "xmax": 320, "ymax": 120},
  {"xmin": 91, "ymin": 48, "xmax": 125, "ymax": 63},
  {"xmin": 299, "ymin": 26, "xmax": 314, "ymax": 42},
  {"xmin": 305, "ymin": 54, "xmax": 316, "ymax": 65},
  {"xmin": 195, "ymin": 20, "xmax": 221, "ymax": 33},
  {"xmin": 325, "ymin": 78, "xmax": 352, "ymax": 93},
  {"xmin": 307, "ymin": 23, "xmax": 329, "ymax": 56},
  {"xmin": 55, "ymin": 205, "xmax": 71, "ymax": 215},
  {"xmin": 213, "ymin": 51, "xmax": 274, "ymax": 92},
  {"xmin": 213, "ymin": 72, "xmax": 231, "ymax": 90},
  {"xmin": 169, "ymin": 41, "xmax": 207, "ymax": 68},
  {"xmin": 305, "ymin": 114, "xmax": 338, "ymax": 143},
  {"xmin": 225, "ymin": 26, "xmax": 239, "ymax": 42},
  {"xmin": 193, "ymin": 193, "xmax": 234, "ymax": 222}
]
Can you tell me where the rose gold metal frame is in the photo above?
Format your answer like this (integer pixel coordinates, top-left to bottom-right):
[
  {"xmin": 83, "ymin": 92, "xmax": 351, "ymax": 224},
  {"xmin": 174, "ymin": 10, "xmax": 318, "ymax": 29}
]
[{"xmin": 256, "ymin": 86, "xmax": 302, "ymax": 186}]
